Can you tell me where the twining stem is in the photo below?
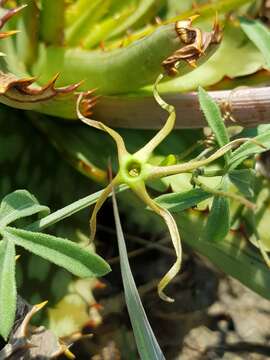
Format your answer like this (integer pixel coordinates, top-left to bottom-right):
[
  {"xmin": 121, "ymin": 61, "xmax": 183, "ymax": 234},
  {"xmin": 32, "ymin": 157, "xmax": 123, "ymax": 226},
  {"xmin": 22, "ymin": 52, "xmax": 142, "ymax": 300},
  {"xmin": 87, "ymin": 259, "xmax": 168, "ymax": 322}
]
[
  {"xmin": 40, "ymin": 0, "xmax": 65, "ymax": 45},
  {"xmin": 77, "ymin": 94, "xmax": 128, "ymax": 159},
  {"xmin": 132, "ymin": 182, "xmax": 182, "ymax": 302},
  {"xmin": 26, "ymin": 185, "xmax": 127, "ymax": 233},
  {"xmin": 135, "ymin": 73, "xmax": 176, "ymax": 162},
  {"xmin": 192, "ymin": 176, "xmax": 256, "ymax": 209}
]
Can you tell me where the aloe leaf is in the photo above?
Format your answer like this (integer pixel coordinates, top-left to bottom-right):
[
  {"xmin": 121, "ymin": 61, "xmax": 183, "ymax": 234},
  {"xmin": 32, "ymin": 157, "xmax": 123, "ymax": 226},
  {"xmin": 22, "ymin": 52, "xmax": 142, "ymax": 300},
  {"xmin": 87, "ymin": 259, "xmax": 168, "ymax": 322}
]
[
  {"xmin": 109, "ymin": 0, "xmax": 164, "ymax": 39},
  {"xmin": 155, "ymin": 188, "xmax": 211, "ymax": 213},
  {"xmin": 66, "ymin": 0, "xmax": 111, "ymax": 46},
  {"xmin": 198, "ymin": 87, "xmax": 231, "ymax": 162},
  {"xmin": 3, "ymin": 227, "xmax": 111, "ymax": 278},
  {"xmin": 0, "ymin": 239, "xmax": 16, "ymax": 340},
  {"xmin": 0, "ymin": 190, "xmax": 49, "ymax": 229},
  {"xmin": 228, "ymin": 169, "xmax": 255, "ymax": 199},
  {"xmin": 201, "ymin": 194, "xmax": 230, "ymax": 243},
  {"xmin": 240, "ymin": 17, "xmax": 270, "ymax": 69},
  {"xmin": 112, "ymin": 189, "xmax": 165, "ymax": 359},
  {"xmin": 40, "ymin": 0, "xmax": 65, "ymax": 46},
  {"xmin": 228, "ymin": 130, "xmax": 270, "ymax": 170}
]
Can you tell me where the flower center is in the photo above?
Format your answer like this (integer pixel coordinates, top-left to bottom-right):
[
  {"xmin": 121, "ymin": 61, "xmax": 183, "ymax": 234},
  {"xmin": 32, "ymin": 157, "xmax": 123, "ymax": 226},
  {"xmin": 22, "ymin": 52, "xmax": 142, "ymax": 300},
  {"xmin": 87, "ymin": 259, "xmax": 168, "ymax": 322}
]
[{"xmin": 126, "ymin": 161, "xmax": 142, "ymax": 178}]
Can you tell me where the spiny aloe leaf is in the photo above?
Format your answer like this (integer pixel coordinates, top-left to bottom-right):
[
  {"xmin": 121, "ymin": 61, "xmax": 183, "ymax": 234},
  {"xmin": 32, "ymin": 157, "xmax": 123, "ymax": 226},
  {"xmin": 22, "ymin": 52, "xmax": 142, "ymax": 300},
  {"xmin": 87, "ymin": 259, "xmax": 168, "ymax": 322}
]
[
  {"xmin": 0, "ymin": 72, "xmax": 82, "ymax": 117},
  {"xmin": 198, "ymin": 87, "xmax": 231, "ymax": 162},
  {"xmin": 3, "ymin": 227, "xmax": 111, "ymax": 278},
  {"xmin": 240, "ymin": 17, "xmax": 270, "ymax": 69},
  {"xmin": 112, "ymin": 189, "xmax": 165, "ymax": 359},
  {"xmin": 0, "ymin": 190, "xmax": 49, "ymax": 229},
  {"xmin": 0, "ymin": 239, "xmax": 16, "ymax": 340}
]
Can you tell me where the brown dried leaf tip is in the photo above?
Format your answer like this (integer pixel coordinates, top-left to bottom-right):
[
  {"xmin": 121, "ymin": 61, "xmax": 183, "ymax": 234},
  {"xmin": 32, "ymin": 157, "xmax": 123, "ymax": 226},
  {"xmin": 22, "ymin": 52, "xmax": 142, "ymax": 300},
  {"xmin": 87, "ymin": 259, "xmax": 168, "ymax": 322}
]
[
  {"xmin": 0, "ymin": 72, "xmax": 82, "ymax": 103},
  {"xmin": 163, "ymin": 15, "xmax": 223, "ymax": 76},
  {"xmin": 0, "ymin": 2, "xmax": 26, "ymax": 40}
]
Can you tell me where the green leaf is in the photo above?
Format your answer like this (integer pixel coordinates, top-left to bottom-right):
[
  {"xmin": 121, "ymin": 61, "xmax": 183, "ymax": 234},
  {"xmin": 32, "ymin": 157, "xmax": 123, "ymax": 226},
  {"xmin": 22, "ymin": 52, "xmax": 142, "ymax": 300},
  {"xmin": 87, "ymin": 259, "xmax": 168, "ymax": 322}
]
[
  {"xmin": 176, "ymin": 210, "xmax": 270, "ymax": 300},
  {"xmin": 3, "ymin": 227, "xmax": 111, "ymax": 278},
  {"xmin": 228, "ymin": 131, "xmax": 270, "ymax": 169},
  {"xmin": 0, "ymin": 190, "xmax": 50, "ymax": 229},
  {"xmin": 112, "ymin": 190, "xmax": 165, "ymax": 359},
  {"xmin": 0, "ymin": 239, "xmax": 16, "ymax": 340},
  {"xmin": 201, "ymin": 195, "xmax": 230, "ymax": 242},
  {"xmin": 198, "ymin": 87, "xmax": 231, "ymax": 162},
  {"xmin": 240, "ymin": 17, "xmax": 270, "ymax": 69},
  {"xmin": 228, "ymin": 169, "xmax": 255, "ymax": 199},
  {"xmin": 155, "ymin": 188, "xmax": 211, "ymax": 213}
]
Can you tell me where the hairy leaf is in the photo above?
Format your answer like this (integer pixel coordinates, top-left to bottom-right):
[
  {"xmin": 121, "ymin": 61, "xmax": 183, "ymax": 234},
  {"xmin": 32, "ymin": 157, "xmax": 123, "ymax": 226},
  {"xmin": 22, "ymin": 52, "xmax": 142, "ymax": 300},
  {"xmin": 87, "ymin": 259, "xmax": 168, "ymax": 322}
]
[
  {"xmin": 0, "ymin": 239, "xmax": 16, "ymax": 340},
  {"xmin": 0, "ymin": 190, "xmax": 49, "ymax": 228},
  {"xmin": 4, "ymin": 227, "xmax": 111, "ymax": 278},
  {"xmin": 228, "ymin": 169, "xmax": 255, "ymax": 199},
  {"xmin": 155, "ymin": 188, "xmax": 211, "ymax": 213},
  {"xmin": 198, "ymin": 87, "xmax": 231, "ymax": 162},
  {"xmin": 201, "ymin": 194, "xmax": 230, "ymax": 242},
  {"xmin": 228, "ymin": 130, "xmax": 270, "ymax": 169}
]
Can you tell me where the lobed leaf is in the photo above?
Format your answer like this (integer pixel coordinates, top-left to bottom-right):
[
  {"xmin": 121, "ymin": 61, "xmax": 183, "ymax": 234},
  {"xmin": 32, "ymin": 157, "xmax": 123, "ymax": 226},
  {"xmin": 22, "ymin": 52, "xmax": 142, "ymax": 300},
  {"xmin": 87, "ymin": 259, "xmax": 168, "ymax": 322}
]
[
  {"xmin": 239, "ymin": 17, "xmax": 270, "ymax": 69},
  {"xmin": 3, "ymin": 227, "xmax": 111, "ymax": 278},
  {"xmin": 112, "ymin": 189, "xmax": 165, "ymax": 359},
  {"xmin": 198, "ymin": 87, "xmax": 231, "ymax": 162},
  {"xmin": 155, "ymin": 188, "xmax": 211, "ymax": 213},
  {"xmin": 0, "ymin": 190, "xmax": 49, "ymax": 229},
  {"xmin": 0, "ymin": 239, "xmax": 16, "ymax": 340}
]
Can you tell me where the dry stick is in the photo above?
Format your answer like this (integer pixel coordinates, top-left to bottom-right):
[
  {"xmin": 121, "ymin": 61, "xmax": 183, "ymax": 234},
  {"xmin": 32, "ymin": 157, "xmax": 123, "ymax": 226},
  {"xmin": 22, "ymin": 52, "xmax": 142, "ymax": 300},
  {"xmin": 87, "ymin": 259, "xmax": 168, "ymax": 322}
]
[{"xmin": 92, "ymin": 87, "xmax": 270, "ymax": 129}]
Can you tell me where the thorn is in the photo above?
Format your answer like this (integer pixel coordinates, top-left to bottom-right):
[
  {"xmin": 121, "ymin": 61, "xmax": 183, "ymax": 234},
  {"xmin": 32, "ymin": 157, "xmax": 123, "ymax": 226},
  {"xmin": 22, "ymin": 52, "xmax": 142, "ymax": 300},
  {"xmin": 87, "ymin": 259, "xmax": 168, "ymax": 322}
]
[
  {"xmin": 34, "ymin": 300, "xmax": 48, "ymax": 312},
  {"xmin": 90, "ymin": 303, "xmax": 103, "ymax": 311},
  {"xmin": 0, "ymin": 4, "xmax": 27, "ymax": 29},
  {"xmin": 0, "ymin": 30, "xmax": 20, "ymax": 39},
  {"xmin": 94, "ymin": 280, "xmax": 106, "ymax": 289},
  {"xmin": 15, "ymin": 255, "xmax": 21, "ymax": 261},
  {"xmin": 186, "ymin": 59, "xmax": 197, "ymax": 68},
  {"xmin": 188, "ymin": 14, "xmax": 200, "ymax": 23},
  {"xmin": 63, "ymin": 346, "xmax": 76, "ymax": 359}
]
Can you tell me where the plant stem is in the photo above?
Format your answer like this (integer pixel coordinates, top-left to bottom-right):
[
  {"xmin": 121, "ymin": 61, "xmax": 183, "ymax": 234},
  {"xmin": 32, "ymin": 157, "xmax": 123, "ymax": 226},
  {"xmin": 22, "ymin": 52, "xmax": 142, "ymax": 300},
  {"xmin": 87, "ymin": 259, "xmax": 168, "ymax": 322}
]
[
  {"xmin": 27, "ymin": 185, "xmax": 127, "ymax": 232},
  {"xmin": 40, "ymin": 0, "xmax": 65, "ymax": 45},
  {"xmin": 192, "ymin": 176, "xmax": 256, "ymax": 210}
]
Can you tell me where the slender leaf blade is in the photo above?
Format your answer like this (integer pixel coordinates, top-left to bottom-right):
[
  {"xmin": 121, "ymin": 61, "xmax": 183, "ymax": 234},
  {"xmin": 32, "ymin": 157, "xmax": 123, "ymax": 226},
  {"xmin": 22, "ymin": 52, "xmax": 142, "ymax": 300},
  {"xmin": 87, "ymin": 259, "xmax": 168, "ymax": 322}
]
[
  {"xmin": 228, "ymin": 131, "xmax": 270, "ymax": 169},
  {"xmin": 240, "ymin": 17, "xmax": 270, "ymax": 69},
  {"xmin": 3, "ymin": 227, "xmax": 111, "ymax": 278},
  {"xmin": 155, "ymin": 188, "xmax": 211, "ymax": 213},
  {"xmin": 198, "ymin": 87, "xmax": 231, "ymax": 162},
  {"xmin": 112, "ymin": 190, "xmax": 165, "ymax": 360},
  {"xmin": 201, "ymin": 195, "xmax": 230, "ymax": 242},
  {"xmin": 0, "ymin": 190, "xmax": 49, "ymax": 228},
  {"xmin": 0, "ymin": 239, "xmax": 16, "ymax": 340}
]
